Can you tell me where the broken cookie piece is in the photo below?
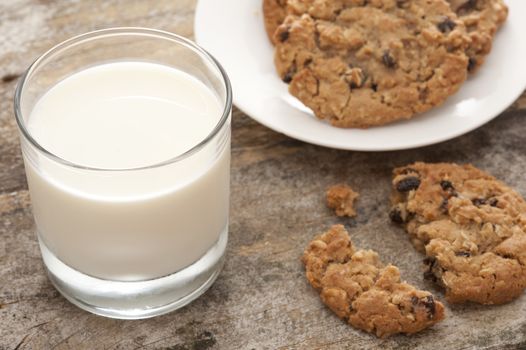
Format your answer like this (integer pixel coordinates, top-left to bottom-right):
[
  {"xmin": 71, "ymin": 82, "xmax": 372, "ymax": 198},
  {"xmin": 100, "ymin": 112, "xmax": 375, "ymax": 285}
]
[
  {"xmin": 302, "ymin": 225, "xmax": 445, "ymax": 338},
  {"xmin": 390, "ymin": 162, "xmax": 526, "ymax": 305},
  {"xmin": 326, "ymin": 184, "xmax": 359, "ymax": 217}
]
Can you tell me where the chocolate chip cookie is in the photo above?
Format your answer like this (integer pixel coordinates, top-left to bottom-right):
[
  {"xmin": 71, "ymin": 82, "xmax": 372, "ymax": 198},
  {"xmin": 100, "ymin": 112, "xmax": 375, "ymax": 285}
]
[
  {"xmin": 448, "ymin": 0, "xmax": 508, "ymax": 72},
  {"xmin": 327, "ymin": 184, "xmax": 359, "ymax": 217},
  {"xmin": 273, "ymin": 0, "xmax": 470, "ymax": 128},
  {"xmin": 302, "ymin": 225, "xmax": 445, "ymax": 337},
  {"xmin": 390, "ymin": 162, "xmax": 526, "ymax": 305},
  {"xmin": 263, "ymin": 0, "xmax": 288, "ymax": 44}
]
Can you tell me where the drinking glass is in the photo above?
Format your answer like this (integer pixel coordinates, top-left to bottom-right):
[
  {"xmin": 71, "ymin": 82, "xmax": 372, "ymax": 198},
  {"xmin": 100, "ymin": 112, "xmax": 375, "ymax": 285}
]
[{"xmin": 14, "ymin": 28, "xmax": 232, "ymax": 319}]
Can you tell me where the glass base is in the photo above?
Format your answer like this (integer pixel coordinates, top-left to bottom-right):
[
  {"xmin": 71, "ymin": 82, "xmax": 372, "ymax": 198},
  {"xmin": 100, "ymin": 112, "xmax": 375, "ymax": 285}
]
[{"xmin": 39, "ymin": 228, "xmax": 227, "ymax": 319}]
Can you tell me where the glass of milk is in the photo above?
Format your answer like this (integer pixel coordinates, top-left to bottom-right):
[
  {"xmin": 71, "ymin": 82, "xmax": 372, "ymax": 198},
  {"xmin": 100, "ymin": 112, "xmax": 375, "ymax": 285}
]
[{"xmin": 13, "ymin": 28, "xmax": 231, "ymax": 319}]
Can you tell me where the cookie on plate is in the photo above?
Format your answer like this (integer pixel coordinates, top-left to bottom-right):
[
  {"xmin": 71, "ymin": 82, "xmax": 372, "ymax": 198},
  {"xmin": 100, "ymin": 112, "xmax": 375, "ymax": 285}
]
[
  {"xmin": 448, "ymin": 0, "xmax": 508, "ymax": 72},
  {"xmin": 263, "ymin": 0, "xmax": 288, "ymax": 44},
  {"xmin": 390, "ymin": 162, "xmax": 526, "ymax": 305},
  {"xmin": 273, "ymin": 0, "xmax": 470, "ymax": 128},
  {"xmin": 302, "ymin": 225, "xmax": 445, "ymax": 338}
]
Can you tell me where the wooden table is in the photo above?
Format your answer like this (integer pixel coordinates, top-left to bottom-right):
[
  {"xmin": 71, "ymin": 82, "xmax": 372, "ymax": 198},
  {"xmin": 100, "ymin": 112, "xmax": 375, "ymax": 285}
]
[{"xmin": 1, "ymin": 1, "xmax": 526, "ymax": 349}]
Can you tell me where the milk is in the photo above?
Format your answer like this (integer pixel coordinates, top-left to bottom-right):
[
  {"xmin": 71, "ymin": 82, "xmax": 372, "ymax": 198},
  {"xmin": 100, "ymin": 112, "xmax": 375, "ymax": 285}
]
[{"xmin": 22, "ymin": 62, "xmax": 230, "ymax": 281}]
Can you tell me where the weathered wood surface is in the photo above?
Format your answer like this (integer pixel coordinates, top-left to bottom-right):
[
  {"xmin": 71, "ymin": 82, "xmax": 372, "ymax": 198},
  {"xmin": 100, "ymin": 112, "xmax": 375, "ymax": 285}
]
[{"xmin": 1, "ymin": 1, "xmax": 526, "ymax": 349}]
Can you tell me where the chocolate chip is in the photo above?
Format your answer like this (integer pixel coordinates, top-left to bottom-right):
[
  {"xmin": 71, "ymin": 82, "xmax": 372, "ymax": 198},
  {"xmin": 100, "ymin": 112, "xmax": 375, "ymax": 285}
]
[
  {"xmin": 396, "ymin": 176, "xmax": 421, "ymax": 192},
  {"xmin": 440, "ymin": 198, "xmax": 449, "ymax": 213},
  {"xmin": 382, "ymin": 51, "xmax": 396, "ymax": 68},
  {"xmin": 282, "ymin": 65, "xmax": 296, "ymax": 84},
  {"xmin": 389, "ymin": 207, "xmax": 404, "ymax": 224},
  {"xmin": 282, "ymin": 72, "xmax": 293, "ymax": 84},
  {"xmin": 467, "ymin": 57, "xmax": 477, "ymax": 72},
  {"xmin": 422, "ymin": 295, "xmax": 436, "ymax": 319},
  {"xmin": 411, "ymin": 295, "xmax": 437, "ymax": 319},
  {"xmin": 455, "ymin": 251, "xmax": 471, "ymax": 257},
  {"xmin": 472, "ymin": 198, "xmax": 487, "ymax": 206},
  {"xmin": 471, "ymin": 197, "xmax": 497, "ymax": 207},
  {"xmin": 423, "ymin": 270, "xmax": 437, "ymax": 282},
  {"xmin": 437, "ymin": 17, "xmax": 457, "ymax": 33},
  {"xmin": 279, "ymin": 30, "xmax": 290, "ymax": 43},
  {"xmin": 458, "ymin": 0, "xmax": 478, "ymax": 14},
  {"xmin": 304, "ymin": 58, "xmax": 313, "ymax": 66},
  {"xmin": 423, "ymin": 257, "xmax": 436, "ymax": 270},
  {"xmin": 423, "ymin": 257, "xmax": 434, "ymax": 265},
  {"xmin": 423, "ymin": 257, "xmax": 438, "ymax": 282},
  {"xmin": 440, "ymin": 180, "xmax": 454, "ymax": 191},
  {"xmin": 371, "ymin": 82, "xmax": 378, "ymax": 92}
]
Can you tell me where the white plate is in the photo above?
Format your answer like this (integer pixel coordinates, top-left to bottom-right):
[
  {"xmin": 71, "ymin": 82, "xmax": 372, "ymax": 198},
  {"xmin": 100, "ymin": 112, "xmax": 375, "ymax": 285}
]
[{"xmin": 195, "ymin": 0, "xmax": 526, "ymax": 151}]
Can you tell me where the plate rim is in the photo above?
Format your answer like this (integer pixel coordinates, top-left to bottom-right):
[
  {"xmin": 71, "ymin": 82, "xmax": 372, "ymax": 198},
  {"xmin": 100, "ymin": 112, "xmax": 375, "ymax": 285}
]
[{"xmin": 195, "ymin": 0, "xmax": 526, "ymax": 152}]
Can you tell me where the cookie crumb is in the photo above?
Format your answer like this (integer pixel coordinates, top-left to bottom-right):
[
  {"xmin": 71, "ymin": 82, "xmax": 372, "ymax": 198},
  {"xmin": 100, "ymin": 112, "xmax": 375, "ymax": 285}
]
[{"xmin": 326, "ymin": 184, "xmax": 359, "ymax": 217}]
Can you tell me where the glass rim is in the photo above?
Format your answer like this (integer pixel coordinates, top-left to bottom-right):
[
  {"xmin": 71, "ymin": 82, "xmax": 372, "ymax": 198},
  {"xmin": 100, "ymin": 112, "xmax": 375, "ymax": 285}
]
[{"xmin": 14, "ymin": 27, "xmax": 232, "ymax": 172}]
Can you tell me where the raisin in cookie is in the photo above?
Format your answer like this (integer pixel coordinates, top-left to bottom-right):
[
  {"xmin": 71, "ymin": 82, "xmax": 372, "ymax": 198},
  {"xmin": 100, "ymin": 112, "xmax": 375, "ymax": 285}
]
[
  {"xmin": 448, "ymin": 0, "xmax": 508, "ymax": 72},
  {"xmin": 390, "ymin": 162, "xmax": 526, "ymax": 305},
  {"xmin": 327, "ymin": 184, "xmax": 359, "ymax": 217},
  {"xmin": 302, "ymin": 225, "xmax": 445, "ymax": 338},
  {"xmin": 273, "ymin": 0, "xmax": 470, "ymax": 128},
  {"xmin": 263, "ymin": 0, "xmax": 288, "ymax": 44}
]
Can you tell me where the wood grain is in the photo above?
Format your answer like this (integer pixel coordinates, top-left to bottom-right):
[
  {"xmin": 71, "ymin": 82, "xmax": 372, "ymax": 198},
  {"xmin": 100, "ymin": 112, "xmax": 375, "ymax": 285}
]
[{"xmin": 1, "ymin": 1, "xmax": 526, "ymax": 349}]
